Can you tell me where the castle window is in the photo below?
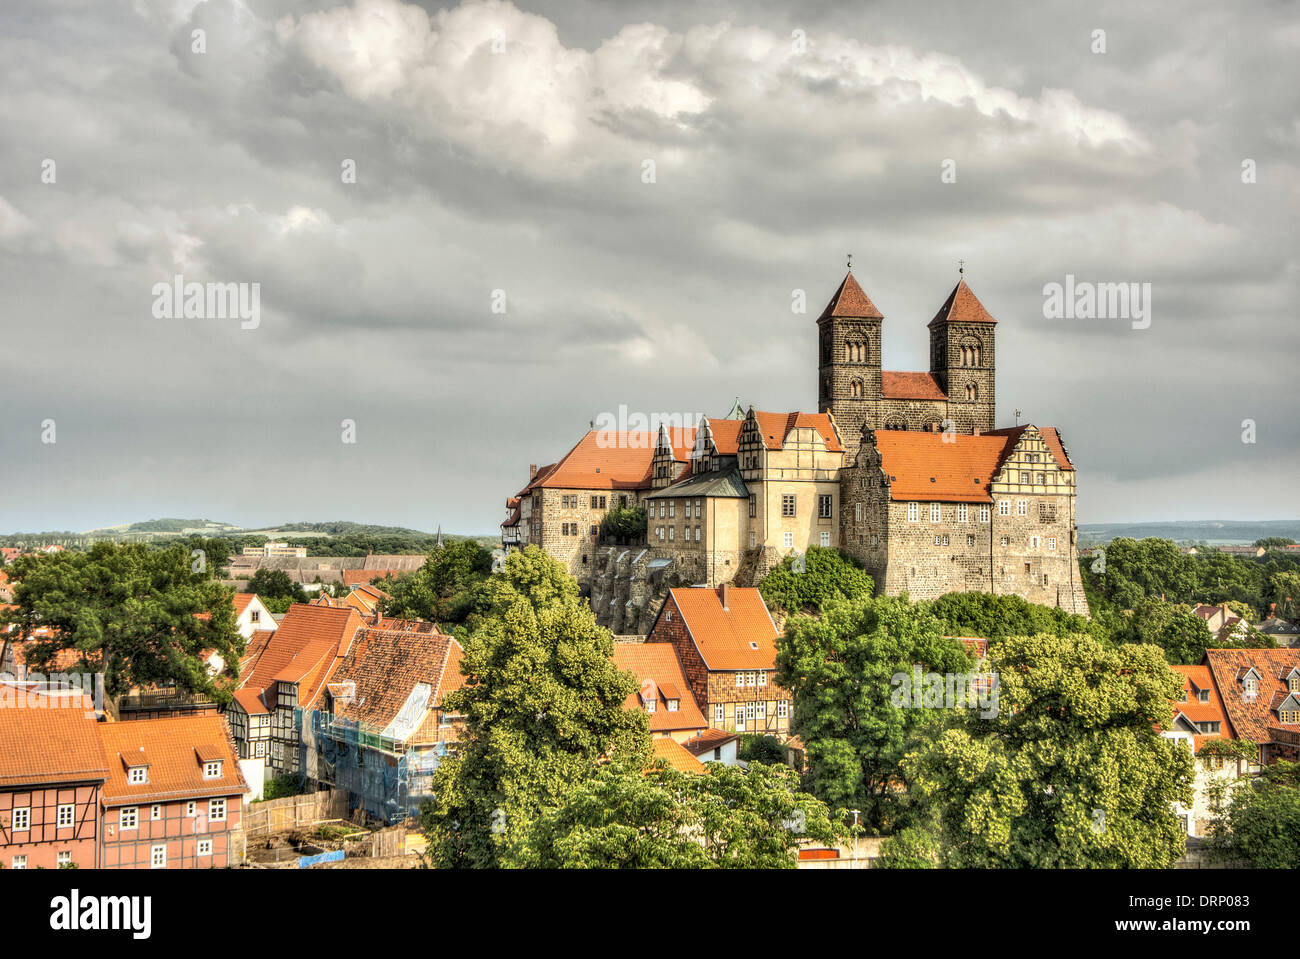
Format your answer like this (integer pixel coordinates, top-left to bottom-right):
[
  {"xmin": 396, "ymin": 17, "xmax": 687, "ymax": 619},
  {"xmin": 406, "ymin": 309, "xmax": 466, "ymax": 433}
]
[
  {"xmin": 819, "ymin": 494, "xmax": 833, "ymax": 518},
  {"xmin": 929, "ymin": 503, "xmax": 941, "ymax": 523},
  {"xmin": 669, "ymin": 526, "xmax": 675, "ymax": 541},
  {"xmin": 749, "ymin": 495, "xmax": 756, "ymax": 518},
  {"xmin": 1001, "ymin": 536, "xmax": 1010, "ymax": 547},
  {"xmin": 784, "ymin": 532, "xmax": 794, "ymax": 548},
  {"xmin": 695, "ymin": 499, "xmax": 703, "ymax": 518},
  {"xmin": 749, "ymin": 531, "xmax": 756, "ymax": 548},
  {"xmin": 957, "ymin": 505, "xmax": 968, "ymax": 523},
  {"xmin": 1021, "ymin": 472, "xmax": 1030, "ymax": 484},
  {"xmin": 850, "ymin": 378, "xmax": 863, "ymax": 398},
  {"xmin": 980, "ymin": 505, "xmax": 990, "ymax": 523},
  {"xmin": 908, "ymin": 502, "xmax": 919, "ymax": 522},
  {"xmin": 998, "ymin": 501, "xmax": 1010, "ymax": 516},
  {"xmin": 967, "ymin": 534, "xmax": 976, "ymax": 547},
  {"xmin": 1036, "ymin": 473, "xmax": 1046, "ymax": 485},
  {"xmin": 820, "ymin": 532, "xmax": 831, "ymax": 547},
  {"xmin": 1048, "ymin": 537, "xmax": 1057, "ymax": 550},
  {"xmin": 854, "ymin": 503, "xmax": 863, "ymax": 523},
  {"xmin": 1016, "ymin": 501, "xmax": 1028, "ymax": 516},
  {"xmin": 669, "ymin": 501, "xmax": 675, "ymax": 517},
  {"xmin": 1030, "ymin": 536, "xmax": 1040, "ymax": 548},
  {"xmin": 782, "ymin": 495, "xmax": 796, "ymax": 517},
  {"xmin": 695, "ymin": 526, "xmax": 701, "ymax": 542}
]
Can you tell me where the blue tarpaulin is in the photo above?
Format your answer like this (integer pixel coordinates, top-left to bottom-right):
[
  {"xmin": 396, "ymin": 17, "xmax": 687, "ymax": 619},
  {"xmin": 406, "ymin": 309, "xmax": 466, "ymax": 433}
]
[{"xmin": 298, "ymin": 849, "xmax": 346, "ymax": 869}]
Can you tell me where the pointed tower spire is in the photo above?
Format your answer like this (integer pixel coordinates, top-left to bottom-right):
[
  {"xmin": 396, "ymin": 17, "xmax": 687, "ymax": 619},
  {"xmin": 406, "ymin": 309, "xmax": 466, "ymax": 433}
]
[
  {"xmin": 436, "ymin": 524, "xmax": 444, "ymax": 548},
  {"xmin": 817, "ymin": 271, "xmax": 884, "ymax": 322},
  {"xmin": 723, "ymin": 397, "xmax": 744, "ymax": 420}
]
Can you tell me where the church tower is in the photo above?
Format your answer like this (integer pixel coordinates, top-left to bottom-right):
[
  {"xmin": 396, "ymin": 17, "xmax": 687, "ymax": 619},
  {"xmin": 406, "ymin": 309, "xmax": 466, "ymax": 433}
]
[
  {"xmin": 817, "ymin": 270, "xmax": 883, "ymax": 460},
  {"xmin": 927, "ymin": 276, "xmax": 996, "ymax": 433}
]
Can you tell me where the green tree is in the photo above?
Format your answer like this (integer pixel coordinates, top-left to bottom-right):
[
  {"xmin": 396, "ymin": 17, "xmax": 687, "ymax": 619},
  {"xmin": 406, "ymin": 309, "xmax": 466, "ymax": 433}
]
[
  {"xmin": 738, "ymin": 734, "xmax": 786, "ymax": 765},
  {"xmin": 507, "ymin": 759, "xmax": 840, "ymax": 868},
  {"xmin": 758, "ymin": 546, "xmax": 874, "ymax": 615},
  {"xmin": 598, "ymin": 504, "xmax": 647, "ymax": 544},
  {"xmin": 0, "ymin": 543, "xmax": 243, "ymax": 701},
  {"xmin": 246, "ymin": 568, "xmax": 306, "ymax": 602},
  {"xmin": 876, "ymin": 824, "xmax": 940, "ymax": 868},
  {"xmin": 420, "ymin": 547, "xmax": 646, "ymax": 868},
  {"xmin": 1205, "ymin": 760, "xmax": 1300, "ymax": 868},
  {"xmin": 903, "ymin": 633, "xmax": 1194, "ymax": 868},
  {"xmin": 1255, "ymin": 537, "xmax": 1295, "ymax": 549},
  {"xmin": 776, "ymin": 595, "xmax": 972, "ymax": 831},
  {"xmin": 926, "ymin": 591, "xmax": 1101, "ymax": 643},
  {"xmin": 379, "ymin": 540, "xmax": 493, "ymax": 626}
]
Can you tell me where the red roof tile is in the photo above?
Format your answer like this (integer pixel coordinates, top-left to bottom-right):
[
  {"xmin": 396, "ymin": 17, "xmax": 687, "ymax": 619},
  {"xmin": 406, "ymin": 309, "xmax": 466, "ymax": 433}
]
[
  {"xmin": 1204, "ymin": 649, "xmax": 1300, "ymax": 744},
  {"xmin": 817, "ymin": 272, "xmax": 884, "ymax": 321},
  {"xmin": 238, "ymin": 603, "xmax": 361, "ymax": 708},
  {"xmin": 613, "ymin": 644, "xmax": 708, "ymax": 733},
  {"xmin": 1167, "ymin": 665, "xmax": 1230, "ymax": 749},
  {"xmin": 532, "ymin": 430, "xmax": 695, "ymax": 491},
  {"xmin": 881, "ymin": 371, "xmax": 948, "ymax": 401},
  {"xmin": 233, "ymin": 593, "xmax": 255, "ymax": 616},
  {"xmin": 682, "ymin": 727, "xmax": 740, "ymax": 757},
  {"xmin": 927, "ymin": 278, "xmax": 997, "ymax": 327},
  {"xmin": 0, "ymin": 687, "xmax": 109, "ymax": 787},
  {"xmin": 659, "ymin": 586, "xmax": 779, "ymax": 671},
  {"xmin": 98, "ymin": 715, "xmax": 246, "ymax": 804},
  {"xmin": 752, "ymin": 411, "xmax": 842, "ymax": 453},
  {"xmin": 650, "ymin": 737, "xmax": 706, "ymax": 774},
  {"xmin": 875, "ymin": 430, "xmax": 1020, "ymax": 503}
]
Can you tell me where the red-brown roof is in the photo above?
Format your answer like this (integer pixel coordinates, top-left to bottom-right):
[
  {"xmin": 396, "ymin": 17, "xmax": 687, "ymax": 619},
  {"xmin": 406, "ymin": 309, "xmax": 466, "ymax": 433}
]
[
  {"xmin": 98, "ymin": 715, "xmax": 246, "ymax": 805},
  {"xmin": 927, "ymin": 278, "xmax": 997, "ymax": 327},
  {"xmin": 342, "ymin": 570, "xmax": 403, "ymax": 588},
  {"xmin": 0, "ymin": 687, "xmax": 110, "ymax": 787},
  {"xmin": 233, "ymin": 593, "xmax": 255, "ymax": 616},
  {"xmin": 752, "ymin": 411, "xmax": 842, "ymax": 453},
  {"xmin": 650, "ymin": 737, "xmax": 706, "ymax": 774},
  {"xmin": 875, "ymin": 430, "xmax": 1018, "ymax": 503},
  {"xmin": 238, "ymin": 603, "xmax": 361, "ymax": 708},
  {"xmin": 1205, "ymin": 649, "xmax": 1300, "ymax": 744},
  {"xmin": 1168, "ymin": 665, "xmax": 1230, "ymax": 749},
  {"xmin": 530, "ymin": 430, "xmax": 696, "ymax": 491},
  {"xmin": 682, "ymin": 727, "xmax": 740, "ymax": 757},
  {"xmin": 817, "ymin": 272, "xmax": 884, "ymax": 321},
  {"xmin": 881, "ymin": 371, "xmax": 948, "ymax": 401},
  {"xmin": 232, "ymin": 687, "xmax": 269, "ymax": 715},
  {"xmin": 613, "ymin": 644, "xmax": 708, "ymax": 734},
  {"xmin": 659, "ymin": 586, "xmax": 779, "ymax": 671},
  {"xmin": 703, "ymin": 418, "xmax": 744, "ymax": 455}
]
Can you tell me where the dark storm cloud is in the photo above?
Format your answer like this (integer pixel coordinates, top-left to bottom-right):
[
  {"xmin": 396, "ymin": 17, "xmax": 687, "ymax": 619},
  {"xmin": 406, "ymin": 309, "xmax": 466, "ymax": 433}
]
[{"xmin": 0, "ymin": 0, "xmax": 1296, "ymax": 533}]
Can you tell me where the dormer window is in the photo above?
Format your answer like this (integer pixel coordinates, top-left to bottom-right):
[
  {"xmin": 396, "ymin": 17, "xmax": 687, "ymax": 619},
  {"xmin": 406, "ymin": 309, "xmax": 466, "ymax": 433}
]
[
  {"xmin": 203, "ymin": 760, "xmax": 223, "ymax": 779},
  {"xmin": 1198, "ymin": 689, "xmax": 1210, "ymax": 703},
  {"xmin": 666, "ymin": 698, "xmax": 679, "ymax": 712},
  {"xmin": 644, "ymin": 698, "xmax": 656, "ymax": 714},
  {"xmin": 128, "ymin": 766, "xmax": 147, "ymax": 785}
]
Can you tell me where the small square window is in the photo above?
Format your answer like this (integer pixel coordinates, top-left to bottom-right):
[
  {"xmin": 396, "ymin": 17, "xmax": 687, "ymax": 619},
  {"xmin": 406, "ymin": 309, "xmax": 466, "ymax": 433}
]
[
  {"xmin": 151, "ymin": 844, "xmax": 167, "ymax": 869},
  {"xmin": 57, "ymin": 804, "xmax": 74, "ymax": 828},
  {"xmin": 197, "ymin": 839, "xmax": 212, "ymax": 857},
  {"xmin": 11, "ymin": 807, "xmax": 29, "ymax": 832},
  {"xmin": 151, "ymin": 804, "xmax": 162, "ymax": 821},
  {"xmin": 57, "ymin": 851, "xmax": 72, "ymax": 867}
]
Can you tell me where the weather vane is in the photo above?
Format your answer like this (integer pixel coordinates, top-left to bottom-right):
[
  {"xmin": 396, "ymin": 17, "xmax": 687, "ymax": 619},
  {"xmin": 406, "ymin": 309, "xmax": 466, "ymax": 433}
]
[
  {"xmin": 958, "ymin": 259, "xmax": 965, "ymax": 275},
  {"xmin": 847, "ymin": 252, "xmax": 853, "ymax": 271}
]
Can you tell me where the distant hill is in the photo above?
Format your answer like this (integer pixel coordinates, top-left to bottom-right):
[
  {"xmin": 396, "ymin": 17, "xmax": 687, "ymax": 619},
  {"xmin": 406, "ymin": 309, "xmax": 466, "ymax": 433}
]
[{"xmin": 1079, "ymin": 520, "xmax": 1300, "ymax": 547}]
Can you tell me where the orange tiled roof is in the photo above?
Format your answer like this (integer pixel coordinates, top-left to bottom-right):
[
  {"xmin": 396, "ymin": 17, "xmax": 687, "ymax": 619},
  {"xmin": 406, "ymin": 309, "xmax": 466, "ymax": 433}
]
[
  {"xmin": 0, "ymin": 688, "xmax": 110, "ymax": 787},
  {"xmin": 662, "ymin": 586, "xmax": 779, "ymax": 671},
  {"xmin": 682, "ymin": 727, "xmax": 740, "ymax": 757},
  {"xmin": 752, "ymin": 411, "xmax": 842, "ymax": 453},
  {"xmin": 613, "ymin": 644, "xmax": 708, "ymax": 733},
  {"xmin": 650, "ymin": 737, "xmax": 706, "ymax": 774},
  {"xmin": 1167, "ymin": 665, "xmax": 1230, "ymax": 749},
  {"xmin": 703, "ymin": 418, "xmax": 744, "ymax": 455},
  {"xmin": 233, "ymin": 593, "xmax": 255, "ymax": 616},
  {"xmin": 98, "ymin": 715, "xmax": 247, "ymax": 804},
  {"xmin": 531, "ymin": 430, "xmax": 695, "ymax": 491},
  {"xmin": 881, "ymin": 371, "xmax": 948, "ymax": 401},
  {"xmin": 875, "ymin": 430, "xmax": 1020, "ymax": 503},
  {"xmin": 817, "ymin": 272, "xmax": 884, "ymax": 321},
  {"xmin": 1205, "ymin": 649, "xmax": 1300, "ymax": 744},
  {"xmin": 238, "ymin": 603, "xmax": 361, "ymax": 706},
  {"xmin": 927, "ymin": 278, "xmax": 997, "ymax": 327},
  {"xmin": 342, "ymin": 569, "xmax": 403, "ymax": 588},
  {"xmin": 232, "ymin": 687, "xmax": 270, "ymax": 715}
]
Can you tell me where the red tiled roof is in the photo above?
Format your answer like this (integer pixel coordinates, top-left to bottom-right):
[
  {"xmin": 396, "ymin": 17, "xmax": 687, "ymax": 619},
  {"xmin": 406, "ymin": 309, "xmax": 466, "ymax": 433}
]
[
  {"xmin": 650, "ymin": 737, "xmax": 706, "ymax": 774},
  {"xmin": 1204, "ymin": 649, "xmax": 1300, "ymax": 744},
  {"xmin": 1036, "ymin": 427, "xmax": 1076, "ymax": 471},
  {"xmin": 613, "ymin": 644, "xmax": 708, "ymax": 734},
  {"xmin": 99, "ymin": 715, "xmax": 246, "ymax": 804},
  {"xmin": 1167, "ymin": 665, "xmax": 1230, "ymax": 749},
  {"xmin": 233, "ymin": 593, "xmax": 255, "ymax": 616},
  {"xmin": 0, "ymin": 688, "xmax": 110, "ymax": 787},
  {"xmin": 817, "ymin": 272, "xmax": 884, "ymax": 321},
  {"xmin": 927, "ymin": 278, "xmax": 997, "ymax": 327},
  {"xmin": 881, "ymin": 371, "xmax": 948, "ymax": 401},
  {"xmin": 232, "ymin": 687, "xmax": 269, "ymax": 715},
  {"xmin": 682, "ymin": 727, "xmax": 740, "ymax": 757},
  {"xmin": 661, "ymin": 586, "xmax": 779, "ymax": 671},
  {"xmin": 703, "ymin": 418, "xmax": 744, "ymax": 455},
  {"xmin": 341, "ymin": 569, "xmax": 403, "ymax": 588},
  {"xmin": 531, "ymin": 430, "xmax": 696, "ymax": 491},
  {"xmin": 238, "ymin": 603, "xmax": 361, "ymax": 707},
  {"xmin": 875, "ymin": 430, "xmax": 1021, "ymax": 503},
  {"xmin": 752, "ymin": 411, "xmax": 842, "ymax": 453}
]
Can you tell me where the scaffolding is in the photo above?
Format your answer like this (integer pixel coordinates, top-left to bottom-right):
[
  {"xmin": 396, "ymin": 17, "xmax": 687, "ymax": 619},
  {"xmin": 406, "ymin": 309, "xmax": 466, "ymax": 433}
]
[{"xmin": 306, "ymin": 710, "xmax": 447, "ymax": 825}]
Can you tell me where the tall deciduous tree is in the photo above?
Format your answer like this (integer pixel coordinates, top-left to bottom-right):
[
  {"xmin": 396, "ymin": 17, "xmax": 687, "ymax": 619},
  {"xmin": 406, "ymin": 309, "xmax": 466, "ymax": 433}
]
[
  {"xmin": 421, "ymin": 547, "xmax": 646, "ymax": 868},
  {"xmin": 379, "ymin": 539, "xmax": 493, "ymax": 626},
  {"xmin": 0, "ymin": 542, "xmax": 243, "ymax": 700},
  {"xmin": 903, "ymin": 633, "xmax": 1194, "ymax": 868},
  {"xmin": 507, "ymin": 759, "xmax": 841, "ymax": 868},
  {"xmin": 776, "ymin": 595, "xmax": 972, "ymax": 831}
]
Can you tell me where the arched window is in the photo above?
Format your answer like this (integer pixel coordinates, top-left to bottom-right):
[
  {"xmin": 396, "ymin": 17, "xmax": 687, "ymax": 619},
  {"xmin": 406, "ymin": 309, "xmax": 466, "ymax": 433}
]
[
  {"xmin": 850, "ymin": 378, "xmax": 863, "ymax": 398},
  {"xmin": 965, "ymin": 383, "xmax": 979, "ymax": 401}
]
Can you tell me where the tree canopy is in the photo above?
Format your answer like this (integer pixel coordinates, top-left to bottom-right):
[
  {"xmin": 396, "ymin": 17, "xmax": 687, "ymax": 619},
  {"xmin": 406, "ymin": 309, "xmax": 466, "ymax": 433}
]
[
  {"xmin": 902, "ymin": 633, "xmax": 1194, "ymax": 868},
  {"xmin": 1206, "ymin": 759, "xmax": 1300, "ymax": 868},
  {"xmin": 0, "ymin": 542, "xmax": 243, "ymax": 701},
  {"xmin": 378, "ymin": 539, "xmax": 494, "ymax": 629},
  {"xmin": 758, "ymin": 546, "xmax": 874, "ymax": 615}
]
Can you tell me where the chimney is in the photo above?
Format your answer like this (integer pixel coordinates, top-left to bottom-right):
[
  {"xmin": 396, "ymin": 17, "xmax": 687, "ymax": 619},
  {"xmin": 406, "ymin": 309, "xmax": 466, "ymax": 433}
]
[
  {"xmin": 371, "ymin": 608, "xmax": 382, "ymax": 626},
  {"xmin": 529, "ymin": 463, "xmax": 538, "ymax": 480},
  {"xmin": 720, "ymin": 582, "xmax": 730, "ymax": 611},
  {"xmin": 972, "ymin": 428, "xmax": 981, "ymax": 436}
]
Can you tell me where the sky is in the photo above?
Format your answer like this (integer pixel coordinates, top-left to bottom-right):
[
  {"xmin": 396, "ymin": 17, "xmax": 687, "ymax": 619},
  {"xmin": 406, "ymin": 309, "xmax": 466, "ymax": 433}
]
[{"xmin": 1, "ymin": 0, "xmax": 1297, "ymax": 534}]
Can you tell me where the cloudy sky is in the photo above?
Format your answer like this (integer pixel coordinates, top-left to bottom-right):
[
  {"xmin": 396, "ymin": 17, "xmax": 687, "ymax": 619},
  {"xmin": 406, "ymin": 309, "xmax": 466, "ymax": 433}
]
[{"xmin": 1, "ymin": 0, "xmax": 1297, "ymax": 534}]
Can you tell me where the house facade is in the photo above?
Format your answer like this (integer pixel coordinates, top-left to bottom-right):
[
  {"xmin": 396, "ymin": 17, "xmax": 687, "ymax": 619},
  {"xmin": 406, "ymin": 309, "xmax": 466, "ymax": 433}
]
[
  {"xmin": 98, "ymin": 715, "xmax": 248, "ymax": 869},
  {"xmin": 0, "ymin": 686, "xmax": 108, "ymax": 870},
  {"xmin": 646, "ymin": 585, "xmax": 792, "ymax": 737}
]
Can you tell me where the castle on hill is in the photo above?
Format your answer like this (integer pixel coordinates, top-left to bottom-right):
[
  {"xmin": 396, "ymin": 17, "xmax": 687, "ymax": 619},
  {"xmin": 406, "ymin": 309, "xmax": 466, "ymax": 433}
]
[{"xmin": 503, "ymin": 268, "xmax": 1088, "ymax": 632}]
